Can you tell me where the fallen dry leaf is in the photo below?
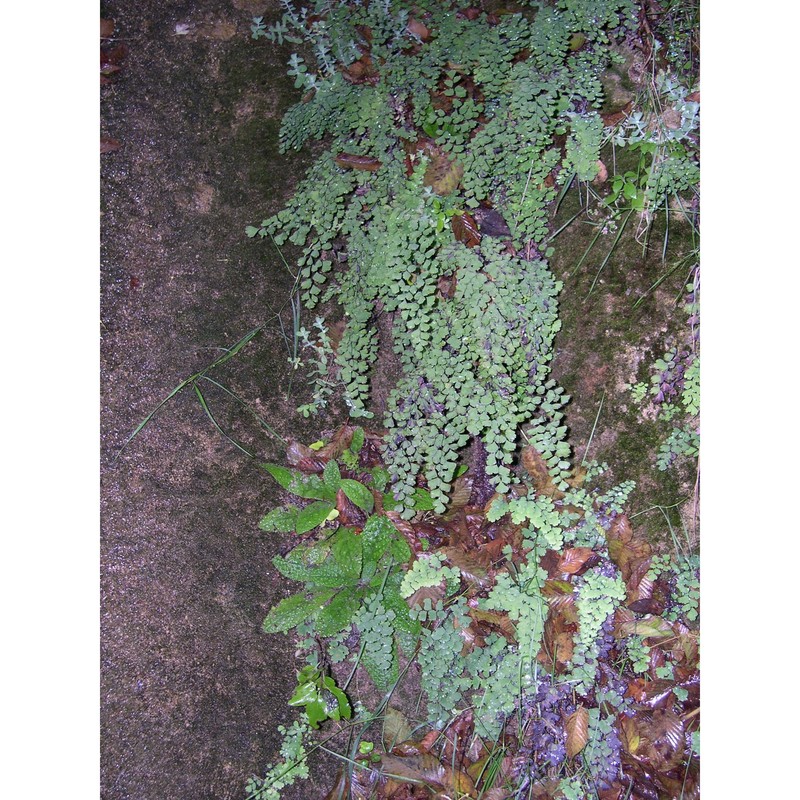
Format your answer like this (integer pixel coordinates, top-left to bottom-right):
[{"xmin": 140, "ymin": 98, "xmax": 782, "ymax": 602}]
[{"xmin": 565, "ymin": 706, "xmax": 589, "ymax": 758}]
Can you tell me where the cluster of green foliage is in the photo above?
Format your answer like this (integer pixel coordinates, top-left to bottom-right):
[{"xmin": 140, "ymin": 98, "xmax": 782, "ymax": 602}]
[
  {"xmin": 243, "ymin": 2, "xmax": 700, "ymax": 798},
  {"xmin": 251, "ymin": 425, "xmax": 699, "ymax": 797},
  {"xmin": 249, "ymin": 0, "xmax": 640, "ymax": 513}
]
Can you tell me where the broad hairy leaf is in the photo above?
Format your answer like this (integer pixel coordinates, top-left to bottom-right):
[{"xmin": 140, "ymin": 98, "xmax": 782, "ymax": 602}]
[
  {"xmin": 258, "ymin": 505, "xmax": 299, "ymax": 534},
  {"xmin": 296, "ymin": 500, "xmax": 336, "ymax": 534},
  {"xmin": 262, "ymin": 589, "xmax": 335, "ymax": 633},
  {"xmin": 315, "ymin": 588, "xmax": 361, "ymax": 636},
  {"xmin": 341, "ymin": 477, "xmax": 375, "ymax": 513}
]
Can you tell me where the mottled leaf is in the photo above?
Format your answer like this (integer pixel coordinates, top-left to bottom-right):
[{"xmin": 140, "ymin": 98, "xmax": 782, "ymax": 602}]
[{"xmin": 423, "ymin": 150, "xmax": 463, "ymax": 195}]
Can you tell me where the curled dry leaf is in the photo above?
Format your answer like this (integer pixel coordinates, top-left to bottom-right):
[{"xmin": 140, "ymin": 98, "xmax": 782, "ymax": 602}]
[
  {"xmin": 565, "ymin": 705, "xmax": 589, "ymax": 758},
  {"xmin": 451, "ymin": 212, "xmax": 481, "ymax": 248},
  {"xmin": 556, "ymin": 547, "xmax": 597, "ymax": 575},
  {"xmin": 406, "ymin": 18, "xmax": 431, "ymax": 41},
  {"xmin": 593, "ymin": 159, "xmax": 609, "ymax": 185},
  {"xmin": 286, "ymin": 439, "xmax": 326, "ymax": 472},
  {"xmin": 520, "ymin": 446, "xmax": 563, "ymax": 498},
  {"xmin": 606, "ymin": 514, "xmax": 651, "ymax": 585},
  {"xmin": 439, "ymin": 546, "xmax": 491, "ymax": 592},
  {"xmin": 315, "ymin": 425, "xmax": 356, "ymax": 461},
  {"xmin": 335, "ymin": 152, "xmax": 382, "ymax": 171},
  {"xmin": 625, "ymin": 709, "xmax": 687, "ymax": 773}
]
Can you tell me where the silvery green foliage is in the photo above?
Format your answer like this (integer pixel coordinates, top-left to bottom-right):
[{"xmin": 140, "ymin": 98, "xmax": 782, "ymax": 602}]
[
  {"xmin": 245, "ymin": 717, "xmax": 311, "ymax": 800},
  {"xmin": 570, "ymin": 566, "xmax": 626, "ymax": 694},
  {"xmin": 252, "ymin": 0, "xmax": 636, "ymax": 515}
]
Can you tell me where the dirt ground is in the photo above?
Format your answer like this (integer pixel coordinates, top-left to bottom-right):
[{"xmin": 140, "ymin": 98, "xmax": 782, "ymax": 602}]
[
  {"xmin": 100, "ymin": 3, "xmax": 696, "ymax": 798},
  {"xmin": 100, "ymin": 2, "xmax": 337, "ymax": 798}
]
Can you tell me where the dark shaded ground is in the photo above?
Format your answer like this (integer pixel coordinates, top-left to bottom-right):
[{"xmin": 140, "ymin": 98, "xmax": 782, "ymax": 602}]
[{"xmin": 100, "ymin": 2, "xmax": 336, "ymax": 797}]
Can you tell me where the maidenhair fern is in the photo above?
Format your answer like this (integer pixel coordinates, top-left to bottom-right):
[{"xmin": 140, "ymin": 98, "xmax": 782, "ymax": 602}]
[{"xmin": 250, "ymin": 0, "xmax": 638, "ymax": 516}]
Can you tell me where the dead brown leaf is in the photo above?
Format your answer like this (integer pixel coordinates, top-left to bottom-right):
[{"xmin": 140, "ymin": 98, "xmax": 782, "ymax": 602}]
[
  {"xmin": 565, "ymin": 706, "xmax": 589, "ymax": 758},
  {"xmin": 335, "ymin": 152, "xmax": 383, "ymax": 171},
  {"xmin": 556, "ymin": 547, "xmax": 597, "ymax": 575},
  {"xmin": 451, "ymin": 212, "xmax": 481, "ymax": 248}
]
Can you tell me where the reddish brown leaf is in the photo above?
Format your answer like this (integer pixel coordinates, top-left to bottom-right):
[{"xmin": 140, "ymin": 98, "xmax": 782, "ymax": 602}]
[
  {"xmin": 335, "ymin": 152, "xmax": 382, "ymax": 171},
  {"xmin": 451, "ymin": 212, "xmax": 481, "ymax": 248},
  {"xmin": 285, "ymin": 439, "xmax": 327, "ymax": 472},
  {"xmin": 606, "ymin": 514, "xmax": 651, "ymax": 585},
  {"xmin": 407, "ymin": 583, "xmax": 446, "ymax": 611},
  {"xmin": 565, "ymin": 706, "xmax": 589, "ymax": 758},
  {"xmin": 448, "ymin": 474, "xmax": 474, "ymax": 512},
  {"xmin": 468, "ymin": 608, "xmax": 517, "ymax": 643},
  {"xmin": 406, "ymin": 18, "xmax": 431, "ymax": 41},
  {"xmin": 340, "ymin": 54, "xmax": 380, "ymax": 85},
  {"xmin": 628, "ymin": 709, "xmax": 687, "ymax": 773},
  {"xmin": 101, "ymin": 42, "xmax": 128, "ymax": 69},
  {"xmin": 556, "ymin": 547, "xmax": 596, "ymax": 575},
  {"xmin": 101, "ymin": 18, "xmax": 115, "ymax": 38},
  {"xmin": 100, "ymin": 137, "xmax": 122, "ymax": 153},
  {"xmin": 520, "ymin": 446, "xmax": 562, "ymax": 497},
  {"xmin": 440, "ymin": 546, "xmax": 491, "ymax": 592},
  {"xmin": 314, "ymin": 425, "xmax": 356, "ymax": 461},
  {"xmin": 336, "ymin": 488, "xmax": 368, "ymax": 529},
  {"xmin": 437, "ymin": 272, "xmax": 457, "ymax": 299},
  {"xmin": 441, "ymin": 708, "xmax": 474, "ymax": 769}
]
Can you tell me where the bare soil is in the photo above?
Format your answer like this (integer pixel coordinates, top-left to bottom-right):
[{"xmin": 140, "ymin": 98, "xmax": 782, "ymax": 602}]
[{"xmin": 100, "ymin": 2, "xmax": 336, "ymax": 797}]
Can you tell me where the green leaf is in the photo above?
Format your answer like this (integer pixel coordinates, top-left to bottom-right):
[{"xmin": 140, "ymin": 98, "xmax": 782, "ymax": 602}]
[
  {"xmin": 262, "ymin": 589, "xmax": 335, "ymax": 633},
  {"xmin": 350, "ymin": 427, "xmax": 365, "ymax": 453},
  {"xmin": 360, "ymin": 515, "xmax": 395, "ymax": 571},
  {"xmin": 341, "ymin": 478, "xmax": 374, "ymax": 513},
  {"xmin": 296, "ymin": 501, "xmax": 336, "ymax": 534},
  {"xmin": 316, "ymin": 590, "xmax": 361, "ymax": 635},
  {"xmin": 263, "ymin": 463, "xmax": 336, "ymax": 502},
  {"xmin": 263, "ymin": 463, "xmax": 293, "ymax": 489},
  {"xmin": 258, "ymin": 505, "xmax": 299, "ymax": 533},
  {"xmin": 411, "ymin": 487, "xmax": 435, "ymax": 511},
  {"xmin": 323, "ymin": 460, "xmax": 342, "ymax": 491},
  {"xmin": 332, "ymin": 528, "xmax": 363, "ymax": 581}
]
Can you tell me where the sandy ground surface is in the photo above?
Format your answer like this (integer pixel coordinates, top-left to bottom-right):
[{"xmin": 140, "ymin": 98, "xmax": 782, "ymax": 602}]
[{"xmin": 100, "ymin": 2, "xmax": 335, "ymax": 797}]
